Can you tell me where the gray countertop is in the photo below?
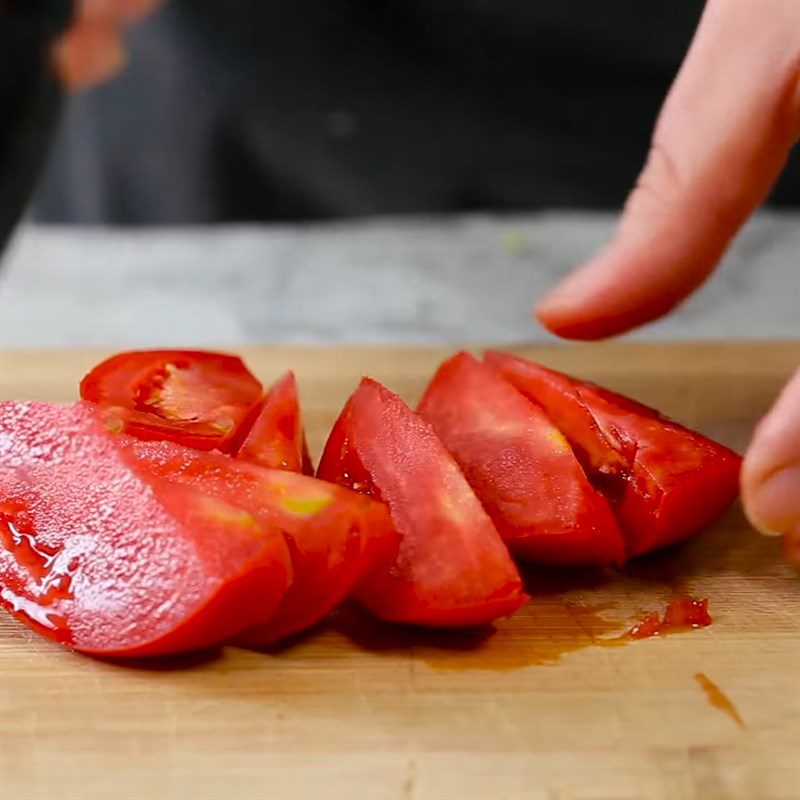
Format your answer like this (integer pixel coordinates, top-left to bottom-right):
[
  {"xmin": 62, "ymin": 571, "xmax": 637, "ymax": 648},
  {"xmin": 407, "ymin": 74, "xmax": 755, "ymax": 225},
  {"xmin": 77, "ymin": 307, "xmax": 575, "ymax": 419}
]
[{"xmin": 1, "ymin": 211, "xmax": 798, "ymax": 349}]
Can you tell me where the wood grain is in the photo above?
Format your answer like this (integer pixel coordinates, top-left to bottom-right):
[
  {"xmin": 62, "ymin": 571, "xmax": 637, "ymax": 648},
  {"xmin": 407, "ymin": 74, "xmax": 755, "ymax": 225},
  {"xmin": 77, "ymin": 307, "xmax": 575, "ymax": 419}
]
[{"xmin": 1, "ymin": 342, "xmax": 798, "ymax": 800}]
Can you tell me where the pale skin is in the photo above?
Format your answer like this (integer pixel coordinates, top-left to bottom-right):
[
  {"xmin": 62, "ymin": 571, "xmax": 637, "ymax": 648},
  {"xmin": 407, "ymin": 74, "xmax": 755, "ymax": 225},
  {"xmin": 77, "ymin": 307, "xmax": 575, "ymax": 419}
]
[
  {"xmin": 50, "ymin": 0, "xmax": 164, "ymax": 90},
  {"xmin": 536, "ymin": 0, "xmax": 800, "ymax": 570},
  {"xmin": 54, "ymin": 0, "xmax": 800, "ymax": 568}
]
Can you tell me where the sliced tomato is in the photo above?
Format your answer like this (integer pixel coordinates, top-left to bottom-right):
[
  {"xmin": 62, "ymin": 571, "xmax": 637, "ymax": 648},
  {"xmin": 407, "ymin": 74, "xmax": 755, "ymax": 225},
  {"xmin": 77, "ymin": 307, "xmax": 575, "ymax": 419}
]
[
  {"xmin": 118, "ymin": 437, "xmax": 397, "ymax": 645},
  {"xmin": 80, "ymin": 350, "xmax": 264, "ymax": 452},
  {"xmin": 317, "ymin": 378, "xmax": 527, "ymax": 627},
  {"xmin": 0, "ymin": 401, "xmax": 291, "ymax": 657},
  {"xmin": 485, "ymin": 352, "xmax": 742, "ymax": 556},
  {"xmin": 418, "ymin": 353, "xmax": 625, "ymax": 566},
  {"xmin": 235, "ymin": 371, "xmax": 313, "ymax": 474}
]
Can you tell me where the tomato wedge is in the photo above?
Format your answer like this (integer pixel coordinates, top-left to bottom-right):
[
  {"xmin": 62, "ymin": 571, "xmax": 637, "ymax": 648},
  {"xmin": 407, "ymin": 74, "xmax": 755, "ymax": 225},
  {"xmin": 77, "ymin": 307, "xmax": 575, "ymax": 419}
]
[
  {"xmin": 235, "ymin": 371, "xmax": 313, "ymax": 474},
  {"xmin": 0, "ymin": 402, "xmax": 291, "ymax": 657},
  {"xmin": 118, "ymin": 437, "xmax": 397, "ymax": 645},
  {"xmin": 419, "ymin": 353, "xmax": 625, "ymax": 566},
  {"xmin": 485, "ymin": 352, "xmax": 742, "ymax": 556},
  {"xmin": 80, "ymin": 350, "xmax": 263, "ymax": 452},
  {"xmin": 317, "ymin": 378, "xmax": 527, "ymax": 627}
]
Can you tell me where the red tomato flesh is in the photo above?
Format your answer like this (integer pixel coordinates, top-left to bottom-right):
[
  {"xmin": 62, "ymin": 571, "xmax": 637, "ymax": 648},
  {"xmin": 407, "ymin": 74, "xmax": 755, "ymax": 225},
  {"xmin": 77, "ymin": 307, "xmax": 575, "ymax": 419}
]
[
  {"xmin": 419, "ymin": 353, "xmax": 625, "ymax": 566},
  {"xmin": 484, "ymin": 352, "xmax": 742, "ymax": 557},
  {"xmin": 0, "ymin": 402, "xmax": 291, "ymax": 657},
  {"xmin": 235, "ymin": 371, "xmax": 313, "ymax": 474},
  {"xmin": 80, "ymin": 350, "xmax": 264, "ymax": 452},
  {"xmin": 119, "ymin": 437, "xmax": 397, "ymax": 645},
  {"xmin": 628, "ymin": 597, "xmax": 712, "ymax": 639},
  {"xmin": 317, "ymin": 378, "xmax": 527, "ymax": 627}
]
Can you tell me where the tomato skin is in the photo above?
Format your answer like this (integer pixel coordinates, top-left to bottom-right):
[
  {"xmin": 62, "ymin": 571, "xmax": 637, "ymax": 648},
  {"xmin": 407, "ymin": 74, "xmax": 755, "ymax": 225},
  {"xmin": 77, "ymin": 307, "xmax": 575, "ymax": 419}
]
[
  {"xmin": 0, "ymin": 402, "xmax": 291, "ymax": 657},
  {"xmin": 484, "ymin": 352, "xmax": 742, "ymax": 557},
  {"xmin": 419, "ymin": 353, "xmax": 626, "ymax": 566},
  {"xmin": 119, "ymin": 437, "xmax": 398, "ymax": 646},
  {"xmin": 235, "ymin": 371, "xmax": 313, "ymax": 475},
  {"xmin": 80, "ymin": 350, "xmax": 264, "ymax": 453},
  {"xmin": 317, "ymin": 378, "xmax": 527, "ymax": 628}
]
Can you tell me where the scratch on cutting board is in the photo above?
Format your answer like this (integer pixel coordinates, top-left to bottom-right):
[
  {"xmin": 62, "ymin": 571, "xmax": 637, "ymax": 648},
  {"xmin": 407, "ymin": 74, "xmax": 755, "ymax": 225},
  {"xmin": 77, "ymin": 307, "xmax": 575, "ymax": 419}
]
[
  {"xmin": 688, "ymin": 744, "xmax": 729, "ymax": 799},
  {"xmin": 402, "ymin": 757, "xmax": 417, "ymax": 800},
  {"xmin": 694, "ymin": 672, "xmax": 746, "ymax": 729}
]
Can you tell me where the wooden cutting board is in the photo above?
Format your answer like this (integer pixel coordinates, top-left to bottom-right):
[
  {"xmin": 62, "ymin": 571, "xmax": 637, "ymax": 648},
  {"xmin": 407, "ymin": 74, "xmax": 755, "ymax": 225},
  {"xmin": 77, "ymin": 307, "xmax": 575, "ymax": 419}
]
[{"xmin": 1, "ymin": 342, "xmax": 798, "ymax": 800}]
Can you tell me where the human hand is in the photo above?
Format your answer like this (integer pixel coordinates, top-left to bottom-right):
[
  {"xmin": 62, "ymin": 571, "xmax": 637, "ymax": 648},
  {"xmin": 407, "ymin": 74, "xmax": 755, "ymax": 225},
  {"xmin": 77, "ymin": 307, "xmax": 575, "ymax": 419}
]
[
  {"xmin": 51, "ymin": 0, "xmax": 164, "ymax": 91},
  {"xmin": 534, "ymin": 0, "xmax": 800, "ymax": 568}
]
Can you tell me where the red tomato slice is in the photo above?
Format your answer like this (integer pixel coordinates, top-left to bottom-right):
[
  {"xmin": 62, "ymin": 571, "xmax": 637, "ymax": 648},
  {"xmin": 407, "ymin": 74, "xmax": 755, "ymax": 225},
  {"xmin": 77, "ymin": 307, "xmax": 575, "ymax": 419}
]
[
  {"xmin": 235, "ymin": 371, "xmax": 313, "ymax": 474},
  {"xmin": 118, "ymin": 437, "xmax": 397, "ymax": 645},
  {"xmin": 0, "ymin": 402, "xmax": 291, "ymax": 657},
  {"xmin": 80, "ymin": 350, "xmax": 264, "ymax": 452},
  {"xmin": 317, "ymin": 378, "xmax": 527, "ymax": 628},
  {"xmin": 418, "ymin": 353, "xmax": 625, "ymax": 566},
  {"xmin": 485, "ymin": 352, "xmax": 742, "ymax": 556}
]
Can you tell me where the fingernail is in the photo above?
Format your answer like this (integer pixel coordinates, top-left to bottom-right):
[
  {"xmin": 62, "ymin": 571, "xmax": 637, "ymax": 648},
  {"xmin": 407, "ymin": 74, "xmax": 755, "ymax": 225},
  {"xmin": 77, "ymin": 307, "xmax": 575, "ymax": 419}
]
[{"xmin": 743, "ymin": 462, "xmax": 800, "ymax": 538}]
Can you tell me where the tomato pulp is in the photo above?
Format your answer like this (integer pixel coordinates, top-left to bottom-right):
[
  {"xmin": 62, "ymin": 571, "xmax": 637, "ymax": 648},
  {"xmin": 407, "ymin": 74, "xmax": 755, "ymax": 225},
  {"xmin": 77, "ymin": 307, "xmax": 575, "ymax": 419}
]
[
  {"xmin": 120, "ymin": 437, "xmax": 397, "ymax": 645},
  {"xmin": 485, "ymin": 352, "xmax": 741, "ymax": 557},
  {"xmin": 317, "ymin": 378, "xmax": 527, "ymax": 627},
  {"xmin": 419, "ymin": 352, "xmax": 625, "ymax": 566},
  {"xmin": 628, "ymin": 598, "xmax": 712, "ymax": 639},
  {"xmin": 0, "ymin": 402, "xmax": 291, "ymax": 657},
  {"xmin": 235, "ymin": 371, "xmax": 313, "ymax": 474},
  {"xmin": 80, "ymin": 350, "xmax": 264, "ymax": 453}
]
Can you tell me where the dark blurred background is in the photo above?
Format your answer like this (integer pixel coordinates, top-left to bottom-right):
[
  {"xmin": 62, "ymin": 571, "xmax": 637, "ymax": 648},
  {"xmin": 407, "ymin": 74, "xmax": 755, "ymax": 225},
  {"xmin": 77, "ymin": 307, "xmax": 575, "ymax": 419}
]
[
  {"xmin": 32, "ymin": 0, "xmax": 800, "ymax": 225},
  {"xmin": 3, "ymin": 0, "xmax": 798, "ymax": 349}
]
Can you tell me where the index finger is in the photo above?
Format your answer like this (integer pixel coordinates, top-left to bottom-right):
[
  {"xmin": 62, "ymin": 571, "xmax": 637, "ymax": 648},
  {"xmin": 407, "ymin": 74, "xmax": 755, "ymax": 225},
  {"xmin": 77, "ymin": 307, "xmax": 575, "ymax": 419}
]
[{"xmin": 536, "ymin": 0, "xmax": 800, "ymax": 340}]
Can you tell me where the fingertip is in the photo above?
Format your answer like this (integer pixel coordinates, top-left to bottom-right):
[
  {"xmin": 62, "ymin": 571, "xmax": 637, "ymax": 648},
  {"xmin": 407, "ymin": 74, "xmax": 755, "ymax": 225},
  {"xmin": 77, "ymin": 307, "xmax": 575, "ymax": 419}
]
[
  {"xmin": 53, "ymin": 23, "xmax": 127, "ymax": 91},
  {"xmin": 535, "ymin": 255, "xmax": 602, "ymax": 315},
  {"xmin": 535, "ymin": 298, "xmax": 631, "ymax": 341},
  {"xmin": 534, "ymin": 293, "xmax": 579, "ymax": 337},
  {"xmin": 532, "ymin": 233, "xmax": 681, "ymax": 341},
  {"xmin": 741, "ymin": 461, "xmax": 800, "ymax": 538},
  {"xmin": 783, "ymin": 522, "xmax": 800, "ymax": 573},
  {"xmin": 533, "ymin": 298, "xmax": 569, "ymax": 337},
  {"xmin": 533, "ymin": 253, "xmax": 621, "ymax": 340},
  {"xmin": 532, "ymin": 305, "xmax": 611, "ymax": 341},
  {"xmin": 740, "ymin": 369, "xmax": 800, "ymax": 540}
]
